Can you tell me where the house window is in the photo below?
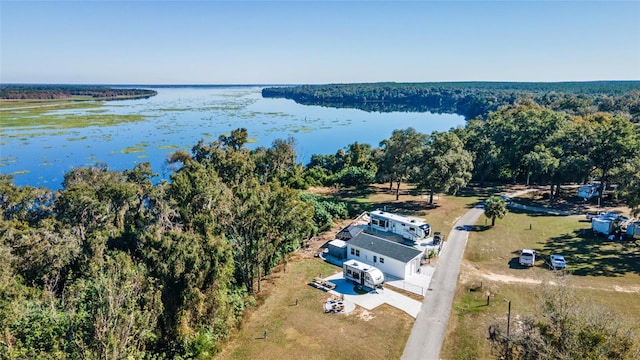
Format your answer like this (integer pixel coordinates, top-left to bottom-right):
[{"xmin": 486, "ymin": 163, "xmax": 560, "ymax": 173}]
[
  {"xmin": 347, "ymin": 269, "xmax": 352, "ymax": 275},
  {"xmin": 379, "ymin": 220, "xmax": 388, "ymax": 228},
  {"xmin": 372, "ymin": 219, "xmax": 379, "ymax": 226},
  {"xmin": 355, "ymin": 249, "xmax": 360, "ymax": 257},
  {"xmin": 374, "ymin": 256, "xmax": 377, "ymax": 263},
  {"xmin": 350, "ymin": 248, "xmax": 354, "ymax": 255},
  {"xmin": 380, "ymin": 257, "xmax": 384, "ymax": 264}
]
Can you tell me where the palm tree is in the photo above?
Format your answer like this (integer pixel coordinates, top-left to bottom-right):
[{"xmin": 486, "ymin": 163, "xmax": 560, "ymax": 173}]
[{"xmin": 484, "ymin": 196, "xmax": 507, "ymax": 226}]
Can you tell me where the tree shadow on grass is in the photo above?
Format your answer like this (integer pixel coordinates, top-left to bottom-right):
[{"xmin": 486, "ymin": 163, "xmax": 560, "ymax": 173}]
[
  {"xmin": 455, "ymin": 225, "xmax": 491, "ymax": 232},
  {"xmin": 506, "ymin": 207, "xmax": 572, "ymax": 217},
  {"xmin": 540, "ymin": 230, "xmax": 640, "ymax": 277}
]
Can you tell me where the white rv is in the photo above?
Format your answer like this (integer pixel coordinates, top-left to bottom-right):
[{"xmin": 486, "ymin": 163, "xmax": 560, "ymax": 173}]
[
  {"xmin": 343, "ymin": 259, "xmax": 384, "ymax": 289},
  {"xmin": 368, "ymin": 210, "xmax": 430, "ymax": 241},
  {"xmin": 578, "ymin": 184, "xmax": 601, "ymax": 200}
]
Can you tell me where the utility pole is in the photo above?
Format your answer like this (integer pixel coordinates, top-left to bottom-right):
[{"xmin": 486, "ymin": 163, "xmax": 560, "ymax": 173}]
[{"xmin": 504, "ymin": 299, "xmax": 511, "ymax": 358}]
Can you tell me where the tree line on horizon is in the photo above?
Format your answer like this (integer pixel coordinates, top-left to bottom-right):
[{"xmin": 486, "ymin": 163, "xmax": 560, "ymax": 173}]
[
  {"xmin": 262, "ymin": 81, "xmax": 640, "ymax": 122},
  {"xmin": 0, "ymin": 84, "xmax": 157, "ymax": 100},
  {"xmin": 1, "ymin": 93, "xmax": 640, "ymax": 357}
]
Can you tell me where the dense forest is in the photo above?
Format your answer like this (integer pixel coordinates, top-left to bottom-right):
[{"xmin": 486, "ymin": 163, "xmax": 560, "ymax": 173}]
[
  {"xmin": 0, "ymin": 129, "xmax": 349, "ymax": 358},
  {"xmin": 0, "ymin": 84, "xmax": 157, "ymax": 100},
  {"xmin": 2, "ymin": 83, "xmax": 640, "ymax": 358},
  {"xmin": 262, "ymin": 81, "xmax": 640, "ymax": 121}
]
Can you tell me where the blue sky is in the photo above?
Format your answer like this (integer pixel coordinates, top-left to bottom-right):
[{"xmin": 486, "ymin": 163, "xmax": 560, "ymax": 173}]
[{"xmin": 1, "ymin": 1, "xmax": 639, "ymax": 84}]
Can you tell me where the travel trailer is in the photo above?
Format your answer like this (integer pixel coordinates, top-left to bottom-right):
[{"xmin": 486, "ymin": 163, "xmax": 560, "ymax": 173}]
[
  {"xmin": 592, "ymin": 217, "xmax": 616, "ymax": 236},
  {"xmin": 625, "ymin": 222, "xmax": 640, "ymax": 240},
  {"xmin": 591, "ymin": 212, "xmax": 627, "ymax": 236},
  {"xmin": 578, "ymin": 183, "xmax": 601, "ymax": 200},
  {"xmin": 343, "ymin": 259, "xmax": 384, "ymax": 289},
  {"xmin": 368, "ymin": 210, "xmax": 430, "ymax": 241}
]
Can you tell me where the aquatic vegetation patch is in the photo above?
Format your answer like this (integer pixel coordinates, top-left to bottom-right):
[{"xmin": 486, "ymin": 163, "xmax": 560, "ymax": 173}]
[
  {"xmin": 290, "ymin": 126, "xmax": 314, "ymax": 133},
  {"xmin": 67, "ymin": 136, "xmax": 88, "ymax": 141},
  {"xmin": 0, "ymin": 157, "xmax": 17, "ymax": 166},
  {"xmin": 157, "ymin": 107, "xmax": 193, "ymax": 112},
  {"xmin": 1, "ymin": 102, "xmax": 148, "ymax": 132},
  {"xmin": 121, "ymin": 146, "xmax": 147, "ymax": 154},
  {"xmin": 12, "ymin": 169, "xmax": 29, "ymax": 175},
  {"xmin": 0, "ymin": 99, "xmax": 101, "ymax": 112},
  {"xmin": 157, "ymin": 145, "xmax": 180, "ymax": 150}
]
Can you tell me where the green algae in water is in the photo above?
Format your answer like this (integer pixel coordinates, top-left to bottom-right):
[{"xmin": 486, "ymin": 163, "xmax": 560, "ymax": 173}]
[
  {"xmin": 157, "ymin": 145, "xmax": 180, "ymax": 150},
  {"xmin": 122, "ymin": 147, "xmax": 147, "ymax": 154}
]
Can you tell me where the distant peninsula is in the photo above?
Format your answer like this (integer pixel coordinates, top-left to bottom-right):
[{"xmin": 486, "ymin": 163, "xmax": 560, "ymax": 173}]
[
  {"xmin": 0, "ymin": 84, "xmax": 157, "ymax": 101},
  {"xmin": 262, "ymin": 81, "xmax": 640, "ymax": 121}
]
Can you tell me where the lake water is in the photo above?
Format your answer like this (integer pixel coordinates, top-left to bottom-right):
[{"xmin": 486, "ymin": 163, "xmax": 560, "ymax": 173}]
[{"xmin": 1, "ymin": 86, "xmax": 465, "ymax": 189}]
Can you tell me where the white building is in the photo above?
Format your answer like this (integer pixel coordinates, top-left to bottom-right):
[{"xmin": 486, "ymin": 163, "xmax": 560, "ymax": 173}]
[{"xmin": 346, "ymin": 232, "xmax": 423, "ymax": 279}]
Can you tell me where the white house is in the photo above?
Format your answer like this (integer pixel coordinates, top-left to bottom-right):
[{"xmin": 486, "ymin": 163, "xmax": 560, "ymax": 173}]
[{"xmin": 346, "ymin": 231, "xmax": 423, "ymax": 279}]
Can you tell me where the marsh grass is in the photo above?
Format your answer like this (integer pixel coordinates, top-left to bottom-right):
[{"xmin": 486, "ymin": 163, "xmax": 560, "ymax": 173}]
[{"xmin": 1, "ymin": 100, "xmax": 150, "ymax": 139}]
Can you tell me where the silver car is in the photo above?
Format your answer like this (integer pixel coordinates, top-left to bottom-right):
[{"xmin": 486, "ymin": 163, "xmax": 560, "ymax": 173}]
[{"xmin": 549, "ymin": 255, "xmax": 566, "ymax": 270}]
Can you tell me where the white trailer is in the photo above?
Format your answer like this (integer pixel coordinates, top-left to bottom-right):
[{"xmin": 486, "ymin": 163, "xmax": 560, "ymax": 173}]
[
  {"xmin": 578, "ymin": 184, "xmax": 600, "ymax": 200},
  {"xmin": 626, "ymin": 222, "xmax": 640, "ymax": 240},
  {"xmin": 368, "ymin": 210, "xmax": 430, "ymax": 241},
  {"xmin": 343, "ymin": 259, "xmax": 384, "ymax": 289},
  {"xmin": 592, "ymin": 217, "xmax": 615, "ymax": 236}
]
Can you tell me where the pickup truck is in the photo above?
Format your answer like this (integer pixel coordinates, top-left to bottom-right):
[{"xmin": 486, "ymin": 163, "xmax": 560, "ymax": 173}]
[{"xmin": 519, "ymin": 249, "xmax": 536, "ymax": 267}]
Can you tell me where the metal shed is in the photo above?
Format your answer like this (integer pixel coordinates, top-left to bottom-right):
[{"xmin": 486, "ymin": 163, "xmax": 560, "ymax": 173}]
[{"xmin": 326, "ymin": 239, "xmax": 348, "ymax": 260}]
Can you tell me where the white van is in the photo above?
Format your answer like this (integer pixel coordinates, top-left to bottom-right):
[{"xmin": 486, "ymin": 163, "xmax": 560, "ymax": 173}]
[{"xmin": 519, "ymin": 249, "xmax": 536, "ymax": 267}]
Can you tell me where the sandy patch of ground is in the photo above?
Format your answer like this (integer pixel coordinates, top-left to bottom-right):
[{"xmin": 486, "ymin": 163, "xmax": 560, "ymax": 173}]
[
  {"xmin": 460, "ymin": 262, "xmax": 639, "ymax": 293},
  {"xmin": 355, "ymin": 309, "xmax": 375, "ymax": 321}
]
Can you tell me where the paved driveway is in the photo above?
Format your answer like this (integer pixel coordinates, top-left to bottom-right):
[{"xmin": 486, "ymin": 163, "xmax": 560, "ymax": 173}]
[
  {"xmin": 325, "ymin": 273, "xmax": 423, "ymax": 318},
  {"xmin": 401, "ymin": 208, "xmax": 484, "ymax": 360}
]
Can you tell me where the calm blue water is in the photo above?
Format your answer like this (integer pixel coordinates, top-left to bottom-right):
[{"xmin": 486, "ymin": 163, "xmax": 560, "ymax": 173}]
[{"xmin": 1, "ymin": 86, "xmax": 465, "ymax": 189}]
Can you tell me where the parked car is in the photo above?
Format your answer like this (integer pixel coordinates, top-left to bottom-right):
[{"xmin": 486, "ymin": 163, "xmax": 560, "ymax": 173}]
[
  {"xmin": 433, "ymin": 231, "xmax": 442, "ymax": 245},
  {"xmin": 549, "ymin": 254, "xmax": 566, "ymax": 270},
  {"xmin": 519, "ymin": 249, "xmax": 536, "ymax": 267}
]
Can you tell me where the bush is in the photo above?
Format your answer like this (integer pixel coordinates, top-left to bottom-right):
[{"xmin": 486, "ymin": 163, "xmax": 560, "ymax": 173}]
[
  {"xmin": 333, "ymin": 166, "xmax": 375, "ymax": 188},
  {"xmin": 299, "ymin": 193, "xmax": 349, "ymax": 233}
]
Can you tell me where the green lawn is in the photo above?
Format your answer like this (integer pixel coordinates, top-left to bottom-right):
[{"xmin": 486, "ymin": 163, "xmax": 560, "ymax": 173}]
[{"xmin": 441, "ymin": 196, "xmax": 640, "ymax": 359}]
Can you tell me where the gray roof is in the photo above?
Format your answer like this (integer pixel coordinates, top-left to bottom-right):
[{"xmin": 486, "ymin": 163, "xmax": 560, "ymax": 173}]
[{"xmin": 348, "ymin": 232, "xmax": 422, "ymax": 263}]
